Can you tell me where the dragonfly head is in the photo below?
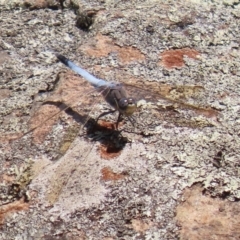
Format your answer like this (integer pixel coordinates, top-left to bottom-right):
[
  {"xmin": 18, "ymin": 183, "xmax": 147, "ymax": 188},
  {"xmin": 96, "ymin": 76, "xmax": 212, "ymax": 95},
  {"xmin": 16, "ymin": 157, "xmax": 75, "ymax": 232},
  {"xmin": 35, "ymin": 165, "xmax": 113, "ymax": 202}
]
[{"xmin": 118, "ymin": 98, "xmax": 137, "ymax": 116}]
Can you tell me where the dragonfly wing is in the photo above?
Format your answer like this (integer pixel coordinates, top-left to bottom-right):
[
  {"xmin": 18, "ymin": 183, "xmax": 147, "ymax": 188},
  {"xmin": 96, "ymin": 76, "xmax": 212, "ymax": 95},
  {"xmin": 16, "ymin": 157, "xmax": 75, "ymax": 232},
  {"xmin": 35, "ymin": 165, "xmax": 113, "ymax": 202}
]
[
  {"xmin": 122, "ymin": 81, "xmax": 218, "ymax": 130},
  {"xmin": 27, "ymin": 71, "xmax": 110, "ymax": 145},
  {"xmin": 124, "ymin": 81, "xmax": 217, "ymax": 115}
]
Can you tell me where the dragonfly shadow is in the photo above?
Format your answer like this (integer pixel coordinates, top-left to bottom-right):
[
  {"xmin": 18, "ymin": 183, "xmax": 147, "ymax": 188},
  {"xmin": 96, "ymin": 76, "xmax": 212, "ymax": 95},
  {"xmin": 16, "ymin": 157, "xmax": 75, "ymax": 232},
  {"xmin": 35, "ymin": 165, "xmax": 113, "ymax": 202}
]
[
  {"xmin": 79, "ymin": 116, "xmax": 129, "ymax": 159},
  {"xmin": 44, "ymin": 101, "xmax": 129, "ymax": 159},
  {"xmin": 85, "ymin": 118, "xmax": 129, "ymax": 159},
  {"xmin": 43, "ymin": 100, "xmax": 88, "ymax": 125}
]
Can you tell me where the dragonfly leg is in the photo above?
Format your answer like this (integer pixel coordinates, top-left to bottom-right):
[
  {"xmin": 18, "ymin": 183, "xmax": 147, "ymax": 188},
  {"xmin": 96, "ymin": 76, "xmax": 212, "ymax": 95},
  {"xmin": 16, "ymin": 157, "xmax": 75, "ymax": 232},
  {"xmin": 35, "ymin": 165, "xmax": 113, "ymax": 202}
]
[
  {"xmin": 96, "ymin": 110, "xmax": 134, "ymax": 130},
  {"xmin": 116, "ymin": 113, "xmax": 123, "ymax": 130},
  {"xmin": 96, "ymin": 109, "xmax": 116, "ymax": 123},
  {"xmin": 127, "ymin": 116, "xmax": 136, "ymax": 127},
  {"xmin": 116, "ymin": 114, "xmax": 135, "ymax": 129}
]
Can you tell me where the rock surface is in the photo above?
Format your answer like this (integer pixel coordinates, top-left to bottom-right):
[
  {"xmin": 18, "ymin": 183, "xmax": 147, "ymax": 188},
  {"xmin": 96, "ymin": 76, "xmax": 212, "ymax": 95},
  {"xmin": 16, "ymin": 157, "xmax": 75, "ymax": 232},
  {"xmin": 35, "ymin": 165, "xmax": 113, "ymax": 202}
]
[{"xmin": 0, "ymin": 0, "xmax": 240, "ymax": 239}]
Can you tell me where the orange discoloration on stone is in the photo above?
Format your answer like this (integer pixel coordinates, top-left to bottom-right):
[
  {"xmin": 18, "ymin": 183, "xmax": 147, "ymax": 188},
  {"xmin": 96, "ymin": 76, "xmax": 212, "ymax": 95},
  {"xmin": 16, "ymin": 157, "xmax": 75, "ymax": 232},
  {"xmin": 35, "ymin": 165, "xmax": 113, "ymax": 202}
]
[
  {"xmin": 117, "ymin": 46, "xmax": 145, "ymax": 64},
  {"xmin": 80, "ymin": 34, "xmax": 145, "ymax": 64},
  {"xmin": 101, "ymin": 167, "xmax": 127, "ymax": 181},
  {"xmin": 0, "ymin": 133, "xmax": 23, "ymax": 144},
  {"xmin": 0, "ymin": 199, "xmax": 29, "ymax": 225},
  {"xmin": 176, "ymin": 184, "xmax": 240, "ymax": 240},
  {"xmin": 80, "ymin": 34, "xmax": 114, "ymax": 57},
  {"xmin": 131, "ymin": 219, "xmax": 154, "ymax": 233},
  {"xmin": 29, "ymin": 104, "xmax": 61, "ymax": 144},
  {"xmin": 159, "ymin": 48, "xmax": 200, "ymax": 69}
]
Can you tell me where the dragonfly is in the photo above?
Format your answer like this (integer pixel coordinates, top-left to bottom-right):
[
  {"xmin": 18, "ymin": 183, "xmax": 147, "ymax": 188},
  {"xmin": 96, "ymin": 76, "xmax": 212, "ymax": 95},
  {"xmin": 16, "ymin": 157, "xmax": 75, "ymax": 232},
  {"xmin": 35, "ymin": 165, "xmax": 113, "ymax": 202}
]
[
  {"xmin": 56, "ymin": 54, "xmax": 137, "ymax": 129},
  {"xmin": 16, "ymin": 54, "xmax": 217, "ymax": 143},
  {"xmin": 55, "ymin": 54, "xmax": 217, "ymax": 130}
]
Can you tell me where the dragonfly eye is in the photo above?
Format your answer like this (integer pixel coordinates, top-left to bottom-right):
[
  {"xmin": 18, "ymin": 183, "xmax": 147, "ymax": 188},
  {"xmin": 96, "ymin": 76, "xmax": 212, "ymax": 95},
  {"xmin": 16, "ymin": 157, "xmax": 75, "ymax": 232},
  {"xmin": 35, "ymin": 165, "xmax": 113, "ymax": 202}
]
[
  {"xmin": 118, "ymin": 98, "xmax": 137, "ymax": 109},
  {"xmin": 127, "ymin": 98, "xmax": 136, "ymax": 105},
  {"xmin": 118, "ymin": 98, "xmax": 129, "ymax": 109}
]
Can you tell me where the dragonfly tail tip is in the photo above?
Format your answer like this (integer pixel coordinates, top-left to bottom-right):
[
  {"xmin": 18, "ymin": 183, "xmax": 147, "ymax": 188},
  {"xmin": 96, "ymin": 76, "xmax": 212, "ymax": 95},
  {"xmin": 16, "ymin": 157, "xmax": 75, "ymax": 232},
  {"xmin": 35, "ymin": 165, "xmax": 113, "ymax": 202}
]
[{"xmin": 56, "ymin": 54, "xmax": 68, "ymax": 65}]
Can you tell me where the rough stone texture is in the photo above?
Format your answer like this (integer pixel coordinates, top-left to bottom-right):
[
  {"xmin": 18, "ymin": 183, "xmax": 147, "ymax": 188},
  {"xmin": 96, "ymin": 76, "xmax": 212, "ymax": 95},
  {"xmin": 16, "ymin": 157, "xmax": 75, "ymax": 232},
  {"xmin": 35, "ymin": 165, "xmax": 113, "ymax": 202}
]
[
  {"xmin": 0, "ymin": 0, "xmax": 240, "ymax": 239},
  {"xmin": 176, "ymin": 184, "xmax": 240, "ymax": 240}
]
